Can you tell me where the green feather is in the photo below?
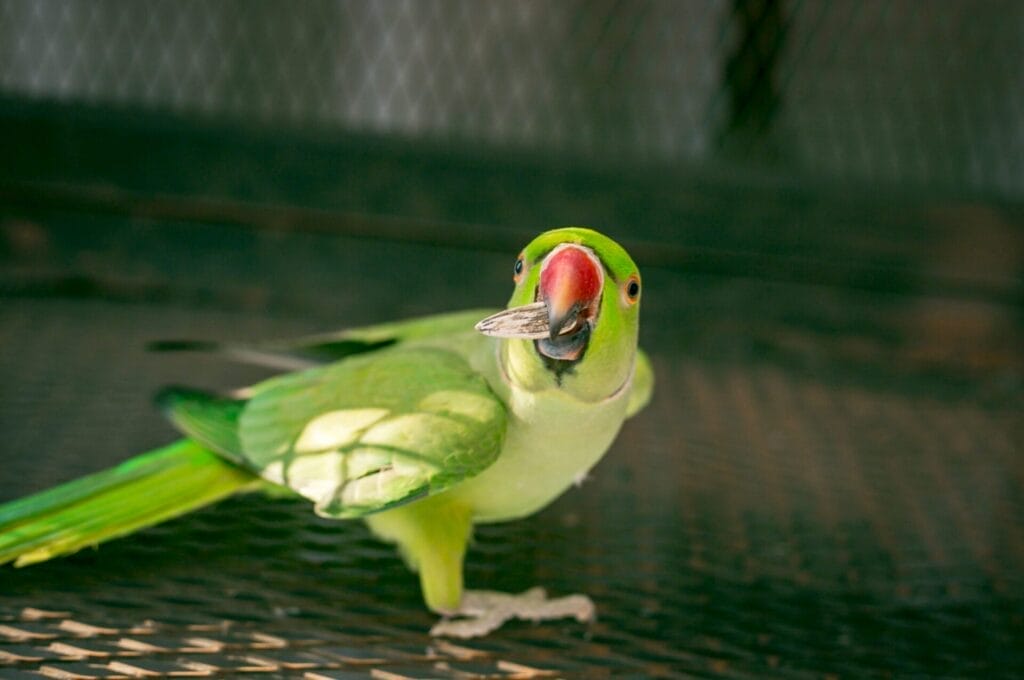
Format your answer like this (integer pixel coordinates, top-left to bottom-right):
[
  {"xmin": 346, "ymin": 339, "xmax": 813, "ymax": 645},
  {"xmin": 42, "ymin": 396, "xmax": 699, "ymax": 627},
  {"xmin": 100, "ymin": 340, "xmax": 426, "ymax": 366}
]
[
  {"xmin": 157, "ymin": 387, "xmax": 247, "ymax": 462},
  {"xmin": 237, "ymin": 348, "xmax": 508, "ymax": 518},
  {"xmin": 0, "ymin": 441, "xmax": 255, "ymax": 567},
  {"xmin": 148, "ymin": 309, "xmax": 497, "ymax": 371}
]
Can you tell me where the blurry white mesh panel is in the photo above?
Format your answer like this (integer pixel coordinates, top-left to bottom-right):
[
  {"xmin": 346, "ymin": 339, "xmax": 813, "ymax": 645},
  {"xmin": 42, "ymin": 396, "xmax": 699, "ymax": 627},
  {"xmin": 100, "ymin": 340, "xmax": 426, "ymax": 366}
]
[
  {"xmin": 777, "ymin": 0, "xmax": 1024, "ymax": 196},
  {"xmin": 0, "ymin": 0, "xmax": 1021, "ymax": 195},
  {"xmin": 0, "ymin": 1, "xmax": 724, "ymax": 158}
]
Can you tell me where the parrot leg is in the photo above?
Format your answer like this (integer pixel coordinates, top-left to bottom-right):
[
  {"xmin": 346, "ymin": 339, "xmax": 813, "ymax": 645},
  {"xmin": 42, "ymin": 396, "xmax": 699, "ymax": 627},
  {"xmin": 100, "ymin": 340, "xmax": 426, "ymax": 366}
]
[
  {"xmin": 366, "ymin": 501, "xmax": 595, "ymax": 637},
  {"xmin": 364, "ymin": 499, "xmax": 473, "ymax": 613},
  {"xmin": 430, "ymin": 587, "xmax": 595, "ymax": 638}
]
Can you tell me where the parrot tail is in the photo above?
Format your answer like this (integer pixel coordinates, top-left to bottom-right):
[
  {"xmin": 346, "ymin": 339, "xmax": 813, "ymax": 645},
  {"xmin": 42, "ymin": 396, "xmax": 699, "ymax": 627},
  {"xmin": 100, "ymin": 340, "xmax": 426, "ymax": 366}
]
[{"xmin": 0, "ymin": 439, "xmax": 256, "ymax": 567}]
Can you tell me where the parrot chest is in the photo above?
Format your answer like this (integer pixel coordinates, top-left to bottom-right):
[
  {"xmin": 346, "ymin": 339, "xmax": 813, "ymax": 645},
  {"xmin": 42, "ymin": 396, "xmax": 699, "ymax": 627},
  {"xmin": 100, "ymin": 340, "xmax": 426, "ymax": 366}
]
[{"xmin": 449, "ymin": 382, "xmax": 630, "ymax": 523}]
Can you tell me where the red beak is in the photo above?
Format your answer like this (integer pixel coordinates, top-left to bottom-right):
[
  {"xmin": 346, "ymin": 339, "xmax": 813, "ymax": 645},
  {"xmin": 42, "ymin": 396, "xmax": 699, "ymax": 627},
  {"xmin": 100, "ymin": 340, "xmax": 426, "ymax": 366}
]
[{"xmin": 539, "ymin": 245, "xmax": 603, "ymax": 340}]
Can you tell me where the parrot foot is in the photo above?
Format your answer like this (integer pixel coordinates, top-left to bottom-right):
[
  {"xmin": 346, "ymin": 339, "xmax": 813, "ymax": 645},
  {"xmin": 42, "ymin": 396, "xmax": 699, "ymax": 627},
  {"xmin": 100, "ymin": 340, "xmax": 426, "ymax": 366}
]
[{"xmin": 430, "ymin": 587, "xmax": 596, "ymax": 638}]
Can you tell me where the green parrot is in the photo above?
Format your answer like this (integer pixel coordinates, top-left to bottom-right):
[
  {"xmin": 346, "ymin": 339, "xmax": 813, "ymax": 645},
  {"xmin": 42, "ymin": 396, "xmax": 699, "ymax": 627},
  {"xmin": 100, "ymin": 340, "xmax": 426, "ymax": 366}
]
[{"xmin": 0, "ymin": 227, "xmax": 653, "ymax": 637}]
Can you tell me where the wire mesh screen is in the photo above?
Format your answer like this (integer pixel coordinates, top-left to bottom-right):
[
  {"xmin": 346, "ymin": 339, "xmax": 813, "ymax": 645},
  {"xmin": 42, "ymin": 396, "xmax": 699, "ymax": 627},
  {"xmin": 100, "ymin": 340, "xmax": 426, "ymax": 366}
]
[
  {"xmin": 1, "ymin": 213, "xmax": 1022, "ymax": 678},
  {"xmin": 1, "ymin": 0, "xmax": 1021, "ymax": 197},
  {"xmin": 1, "ymin": 2, "xmax": 1023, "ymax": 678}
]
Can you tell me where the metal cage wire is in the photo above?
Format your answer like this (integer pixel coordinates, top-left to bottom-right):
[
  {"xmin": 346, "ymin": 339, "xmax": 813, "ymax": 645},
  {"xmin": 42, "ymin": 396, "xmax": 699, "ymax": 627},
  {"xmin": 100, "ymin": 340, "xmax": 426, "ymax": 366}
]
[{"xmin": 1, "ymin": 0, "xmax": 1021, "ymax": 197}]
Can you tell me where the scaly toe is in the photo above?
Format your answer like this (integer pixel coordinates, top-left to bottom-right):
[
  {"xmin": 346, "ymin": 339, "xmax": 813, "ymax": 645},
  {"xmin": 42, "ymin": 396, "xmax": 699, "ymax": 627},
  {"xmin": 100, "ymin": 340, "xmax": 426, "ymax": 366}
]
[{"xmin": 430, "ymin": 587, "xmax": 597, "ymax": 638}]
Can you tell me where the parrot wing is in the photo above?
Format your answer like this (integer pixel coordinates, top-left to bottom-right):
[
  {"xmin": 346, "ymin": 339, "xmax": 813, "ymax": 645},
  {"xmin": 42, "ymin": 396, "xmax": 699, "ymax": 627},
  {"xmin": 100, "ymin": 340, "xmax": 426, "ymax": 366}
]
[
  {"xmin": 626, "ymin": 349, "xmax": 654, "ymax": 418},
  {"xmin": 148, "ymin": 309, "xmax": 498, "ymax": 370},
  {"xmin": 161, "ymin": 347, "xmax": 507, "ymax": 519},
  {"xmin": 157, "ymin": 387, "xmax": 247, "ymax": 464}
]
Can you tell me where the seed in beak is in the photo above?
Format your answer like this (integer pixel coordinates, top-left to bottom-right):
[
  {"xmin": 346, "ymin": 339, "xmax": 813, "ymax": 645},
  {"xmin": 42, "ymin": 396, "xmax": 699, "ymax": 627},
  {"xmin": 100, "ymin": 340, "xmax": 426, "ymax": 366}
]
[{"xmin": 475, "ymin": 302, "xmax": 550, "ymax": 339}]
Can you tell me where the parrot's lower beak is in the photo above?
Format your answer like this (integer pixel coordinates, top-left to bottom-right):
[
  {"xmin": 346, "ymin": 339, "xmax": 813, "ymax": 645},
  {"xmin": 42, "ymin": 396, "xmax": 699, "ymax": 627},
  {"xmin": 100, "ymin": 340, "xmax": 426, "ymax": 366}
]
[{"xmin": 534, "ymin": 298, "xmax": 593, "ymax": 361}]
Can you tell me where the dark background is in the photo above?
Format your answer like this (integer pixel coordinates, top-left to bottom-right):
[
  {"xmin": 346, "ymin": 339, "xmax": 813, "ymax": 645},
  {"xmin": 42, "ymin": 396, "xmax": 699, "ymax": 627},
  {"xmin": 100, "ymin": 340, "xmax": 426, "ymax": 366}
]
[{"xmin": 1, "ymin": 2, "xmax": 1022, "ymax": 678}]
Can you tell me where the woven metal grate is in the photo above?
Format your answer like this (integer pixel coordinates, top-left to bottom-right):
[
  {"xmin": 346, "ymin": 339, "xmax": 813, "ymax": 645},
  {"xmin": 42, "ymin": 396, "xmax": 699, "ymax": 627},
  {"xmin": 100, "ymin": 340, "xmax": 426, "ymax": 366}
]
[
  {"xmin": 2, "ymin": 208, "xmax": 1022, "ymax": 677},
  {"xmin": 1, "ymin": 2, "xmax": 1023, "ymax": 673},
  {"xmin": 0, "ymin": 606, "xmax": 580, "ymax": 679}
]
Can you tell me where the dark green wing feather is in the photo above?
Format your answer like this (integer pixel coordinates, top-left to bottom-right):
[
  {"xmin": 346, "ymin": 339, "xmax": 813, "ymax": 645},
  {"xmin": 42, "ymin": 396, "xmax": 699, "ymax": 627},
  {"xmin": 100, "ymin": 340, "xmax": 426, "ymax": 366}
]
[
  {"xmin": 148, "ymin": 309, "xmax": 497, "ymax": 370},
  {"xmin": 157, "ymin": 387, "xmax": 247, "ymax": 464}
]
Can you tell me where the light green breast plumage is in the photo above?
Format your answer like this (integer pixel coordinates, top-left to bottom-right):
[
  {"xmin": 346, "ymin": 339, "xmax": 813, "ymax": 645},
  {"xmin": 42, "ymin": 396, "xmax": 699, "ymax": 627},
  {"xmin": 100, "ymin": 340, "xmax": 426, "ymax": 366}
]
[{"xmin": 447, "ymin": 369, "xmax": 633, "ymax": 522}]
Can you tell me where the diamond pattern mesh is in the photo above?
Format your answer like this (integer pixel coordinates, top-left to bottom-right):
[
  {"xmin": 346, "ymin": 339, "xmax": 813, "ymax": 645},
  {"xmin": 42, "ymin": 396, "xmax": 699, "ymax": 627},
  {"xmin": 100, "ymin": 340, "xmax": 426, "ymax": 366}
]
[
  {"xmin": 1, "ymin": 0, "xmax": 1021, "ymax": 195},
  {"xmin": 1, "ymin": 210, "xmax": 1022, "ymax": 677},
  {"xmin": 1, "ymin": 2, "xmax": 1023, "ymax": 676}
]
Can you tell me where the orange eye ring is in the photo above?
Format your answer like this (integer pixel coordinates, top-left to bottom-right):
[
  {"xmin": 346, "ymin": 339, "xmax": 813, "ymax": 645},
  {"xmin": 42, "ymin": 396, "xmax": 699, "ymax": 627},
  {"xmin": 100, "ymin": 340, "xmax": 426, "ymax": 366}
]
[
  {"xmin": 513, "ymin": 254, "xmax": 525, "ymax": 283},
  {"xmin": 623, "ymin": 274, "xmax": 641, "ymax": 304}
]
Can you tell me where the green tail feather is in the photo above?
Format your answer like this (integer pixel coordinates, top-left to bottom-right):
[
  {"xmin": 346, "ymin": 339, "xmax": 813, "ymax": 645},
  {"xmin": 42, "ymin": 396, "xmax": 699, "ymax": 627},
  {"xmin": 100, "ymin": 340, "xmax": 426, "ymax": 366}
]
[{"xmin": 0, "ymin": 440, "xmax": 257, "ymax": 567}]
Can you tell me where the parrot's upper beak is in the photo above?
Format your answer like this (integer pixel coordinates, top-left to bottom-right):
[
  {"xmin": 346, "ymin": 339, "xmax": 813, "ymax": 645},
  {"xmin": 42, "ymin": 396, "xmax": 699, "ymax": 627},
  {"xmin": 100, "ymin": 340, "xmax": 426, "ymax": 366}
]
[
  {"xmin": 535, "ymin": 244, "xmax": 602, "ymax": 360},
  {"xmin": 476, "ymin": 244, "xmax": 603, "ymax": 362},
  {"xmin": 538, "ymin": 245, "xmax": 602, "ymax": 341}
]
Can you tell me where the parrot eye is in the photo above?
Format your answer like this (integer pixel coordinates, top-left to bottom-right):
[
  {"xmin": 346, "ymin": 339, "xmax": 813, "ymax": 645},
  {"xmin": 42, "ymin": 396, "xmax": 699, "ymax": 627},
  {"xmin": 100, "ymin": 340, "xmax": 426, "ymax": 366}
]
[
  {"xmin": 513, "ymin": 255, "xmax": 524, "ymax": 282},
  {"xmin": 624, "ymin": 275, "xmax": 640, "ymax": 304}
]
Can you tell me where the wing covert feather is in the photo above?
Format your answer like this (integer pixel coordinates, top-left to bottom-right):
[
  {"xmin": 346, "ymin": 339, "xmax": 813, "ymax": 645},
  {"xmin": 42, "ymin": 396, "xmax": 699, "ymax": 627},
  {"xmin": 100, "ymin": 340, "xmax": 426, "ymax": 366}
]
[{"xmin": 238, "ymin": 348, "xmax": 507, "ymax": 518}]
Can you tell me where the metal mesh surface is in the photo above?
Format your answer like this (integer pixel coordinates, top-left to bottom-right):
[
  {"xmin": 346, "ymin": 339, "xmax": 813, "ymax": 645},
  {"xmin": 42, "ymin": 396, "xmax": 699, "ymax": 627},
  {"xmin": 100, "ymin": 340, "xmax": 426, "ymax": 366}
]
[
  {"xmin": 1, "ymin": 2, "xmax": 1023, "ymax": 675},
  {"xmin": 0, "ymin": 0, "xmax": 1022, "ymax": 196},
  {"xmin": 1, "ymin": 208, "xmax": 1022, "ymax": 677}
]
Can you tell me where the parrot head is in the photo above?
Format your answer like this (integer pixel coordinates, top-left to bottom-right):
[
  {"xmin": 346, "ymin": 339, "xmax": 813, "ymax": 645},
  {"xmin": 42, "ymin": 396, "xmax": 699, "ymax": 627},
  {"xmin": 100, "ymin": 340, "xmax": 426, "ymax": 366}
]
[{"xmin": 476, "ymin": 227, "xmax": 641, "ymax": 402}]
